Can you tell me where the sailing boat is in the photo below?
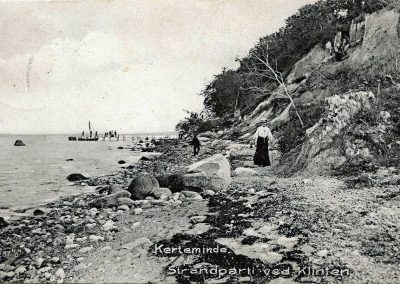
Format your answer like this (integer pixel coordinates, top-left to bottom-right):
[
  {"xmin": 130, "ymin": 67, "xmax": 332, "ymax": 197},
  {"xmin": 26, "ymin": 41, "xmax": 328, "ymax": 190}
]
[{"xmin": 68, "ymin": 121, "xmax": 99, "ymax": 141}]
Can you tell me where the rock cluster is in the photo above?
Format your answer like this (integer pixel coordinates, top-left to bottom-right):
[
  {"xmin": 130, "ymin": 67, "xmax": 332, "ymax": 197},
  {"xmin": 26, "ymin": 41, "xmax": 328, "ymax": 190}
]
[
  {"xmin": 290, "ymin": 91, "xmax": 376, "ymax": 173},
  {"xmin": 0, "ymin": 139, "xmax": 234, "ymax": 283}
]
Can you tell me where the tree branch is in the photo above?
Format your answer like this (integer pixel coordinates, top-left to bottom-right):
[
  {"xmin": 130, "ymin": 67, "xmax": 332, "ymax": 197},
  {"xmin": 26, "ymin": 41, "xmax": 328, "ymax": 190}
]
[{"xmin": 250, "ymin": 52, "xmax": 305, "ymax": 127}]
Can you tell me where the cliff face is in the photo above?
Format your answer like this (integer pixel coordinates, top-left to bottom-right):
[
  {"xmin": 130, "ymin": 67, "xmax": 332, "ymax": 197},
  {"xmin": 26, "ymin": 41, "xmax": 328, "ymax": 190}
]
[
  {"xmin": 350, "ymin": 9, "xmax": 400, "ymax": 64},
  {"xmin": 232, "ymin": 9, "xmax": 400, "ymax": 175}
]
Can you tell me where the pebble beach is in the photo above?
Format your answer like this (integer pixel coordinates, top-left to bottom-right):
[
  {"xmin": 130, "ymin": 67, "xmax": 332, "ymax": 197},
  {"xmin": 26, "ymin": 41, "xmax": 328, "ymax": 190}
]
[{"xmin": 1, "ymin": 139, "xmax": 399, "ymax": 283}]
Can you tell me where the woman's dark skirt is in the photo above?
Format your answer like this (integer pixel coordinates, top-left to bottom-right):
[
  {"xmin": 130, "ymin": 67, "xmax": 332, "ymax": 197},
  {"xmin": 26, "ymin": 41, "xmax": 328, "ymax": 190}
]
[{"xmin": 253, "ymin": 136, "xmax": 271, "ymax": 167}]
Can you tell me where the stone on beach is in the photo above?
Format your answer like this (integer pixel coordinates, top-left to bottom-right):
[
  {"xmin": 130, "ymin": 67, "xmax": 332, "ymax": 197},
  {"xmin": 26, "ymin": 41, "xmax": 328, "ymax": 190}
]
[
  {"xmin": 113, "ymin": 190, "xmax": 131, "ymax": 199},
  {"xmin": 67, "ymin": 173, "xmax": 88, "ymax": 182},
  {"xmin": 109, "ymin": 184, "xmax": 125, "ymax": 194},
  {"xmin": 90, "ymin": 196, "xmax": 116, "ymax": 208},
  {"xmin": 118, "ymin": 205, "xmax": 130, "ymax": 211},
  {"xmin": 181, "ymin": 191, "xmax": 203, "ymax": 200},
  {"xmin": 65, "ymin": 244, "xmax": 79, "ymax": 249},
  {"xmin": 14, "ymin": 140, "xmax": 26, "ymax": 146},
  {"xmin": 155, "ymin": 174, "xmax": 185, "ymax": 193},
  {"xmin": 151, "ymin": 187, "xmax": 172, "ymax": 199},
  {"xmin": 14, "ymin": 266, "xmax": 26, "ymax": 275},
  {"xmin": 134, "ymin": 208, "xmax": 143, "ymax": 215},
  {"xmin": 317, "ymin": 249, "xmax": 329, "ymax": 257},
  {"xmin": 117, "ymin": 197, "xmax": 135, "ymax": 207},
  {"xmin": 0, "ymin": 271, "xmax": 15, "ymax": 280},
  {"xmin": 203, "ymin": 189, "xmax": 215, "ymax": 196},
  {"xmin": 36, "ymin": 257, "xmax": 45, "ymax": 268},
  {"xmin": 185, "ymin": 154, "xmax": 231, "ymax": 191},
  {"xmin": 55, "ymin": 268, "xmax": 65, "ymax": 279},
  {"xmin": 79, "ymin": 246, "xmax": 93, "ymax": 253},
  {"xmin": 102, "ymin": 220, "xmax": 116, "ymax": 231},
  {"xmin": 233, "ymin": 167, "xmax": 258, "ymax": 176},
  {"xmin": 91, "ymin": 190, "xmax": 132, "ymax": 208},
  {"xmin": 190, "ymin": 215, "xmax": 207, "ymax": 224},
  {"xmin": 0, "ymin": 217, "xmax": 8, "ymax": 229},
  {"xmin": 131, "ymin": 222, "xmax": 141, "ymax": 229},
  {"xmin": 65, "ymin": 235, "xmax": 74, "ymax": 245},
  {"xmin": 33, "ymin": 209, "xmax": 45, "ymax": 216},
  {"xmin": 89, "ymin": 235, "xmax": 104, "ymax": 242},
  {"xmin": 186, "ymin": 223, "xmax": 211, "ymax": 235},
  {"xmin": 128, "ymin": 173, "xmax": 159, "ymax": 200}
]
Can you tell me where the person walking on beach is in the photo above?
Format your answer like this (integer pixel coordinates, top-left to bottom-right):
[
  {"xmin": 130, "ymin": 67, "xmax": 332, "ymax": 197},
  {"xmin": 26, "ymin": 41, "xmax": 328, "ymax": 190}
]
[
  {"xmin": 253, "ymin": 118, "xmax": 274, "ymax": 167},
  {"xmin": 191, "ymin": 135, "xmax": 201, "ymax": 156}
]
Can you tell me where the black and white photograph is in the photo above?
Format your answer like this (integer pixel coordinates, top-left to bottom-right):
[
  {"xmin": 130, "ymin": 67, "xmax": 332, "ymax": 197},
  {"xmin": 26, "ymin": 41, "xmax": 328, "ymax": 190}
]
[{"xmin": 0, "ymin": 0, "xmax": 399, "ymax": 283}]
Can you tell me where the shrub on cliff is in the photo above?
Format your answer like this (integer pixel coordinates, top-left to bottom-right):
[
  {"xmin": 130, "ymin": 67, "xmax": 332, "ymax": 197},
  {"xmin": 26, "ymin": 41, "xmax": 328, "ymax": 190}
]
[
  {"xmin": 197, "ymin": 0, "xmax": 386, "ymax": 120},
  {"xmin": 175, "ymin": 110, "xmax": 222, "ymax": 137}
]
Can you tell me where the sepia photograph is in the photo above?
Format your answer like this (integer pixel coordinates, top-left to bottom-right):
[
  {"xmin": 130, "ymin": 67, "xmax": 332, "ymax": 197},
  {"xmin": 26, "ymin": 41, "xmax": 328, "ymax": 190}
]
[{"xmin": 0, "ymin": 0, "xmax": 399, "ymax": 283}]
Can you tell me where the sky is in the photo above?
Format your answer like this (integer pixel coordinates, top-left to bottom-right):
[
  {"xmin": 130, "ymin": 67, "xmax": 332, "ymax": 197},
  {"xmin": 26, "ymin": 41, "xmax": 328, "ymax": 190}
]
[{"xmin": 0, "ymin": 0, "xmax": 317, "ymax": 134}]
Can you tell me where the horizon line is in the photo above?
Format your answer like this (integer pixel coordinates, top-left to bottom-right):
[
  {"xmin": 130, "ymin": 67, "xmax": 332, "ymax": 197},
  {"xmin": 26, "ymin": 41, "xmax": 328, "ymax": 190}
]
[{"xmin": 0, "ymin": 131, "xmax": 178, "ymax": 136}]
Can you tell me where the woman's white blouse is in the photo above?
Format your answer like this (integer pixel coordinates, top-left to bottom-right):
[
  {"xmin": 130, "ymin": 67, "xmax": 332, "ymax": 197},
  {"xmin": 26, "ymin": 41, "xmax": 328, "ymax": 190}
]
[{"xmin": 254, "ymin": 126, "xmax": 274, "ymax": 144}]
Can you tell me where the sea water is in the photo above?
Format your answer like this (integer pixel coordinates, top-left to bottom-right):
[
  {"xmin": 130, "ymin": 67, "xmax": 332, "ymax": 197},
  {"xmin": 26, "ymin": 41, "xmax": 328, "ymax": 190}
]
[{"xmin": 0, "ymin": 134, "xmax": 147, "ymax": 219}]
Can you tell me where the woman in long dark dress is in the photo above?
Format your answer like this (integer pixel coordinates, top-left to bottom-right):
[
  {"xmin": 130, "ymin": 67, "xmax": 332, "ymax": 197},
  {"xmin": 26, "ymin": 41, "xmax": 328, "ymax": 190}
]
[{"xmin": 253, "ymin": 119, "xmax": 274, "ymax": 167}]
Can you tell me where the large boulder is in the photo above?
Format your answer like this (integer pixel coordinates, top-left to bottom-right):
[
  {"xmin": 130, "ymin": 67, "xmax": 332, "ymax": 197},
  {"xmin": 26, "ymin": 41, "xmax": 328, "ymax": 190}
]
[
  {"xmin": 14, "ymin": 140, "xmax": 25, "ymax": 146},
  {"xmin": 67, "ymin": 173, "xmax": 88, "ymax": 182},
  {"xmin": 155, "ymin": 174, "xmax": 185, "ymax": 193},
  {"xmin": 184, "ymin": 154, "xmax": 231, "ymax": 191},
  {"xmin": 128, "ymin": 174, "xmax": 159, "ymax": 200}
]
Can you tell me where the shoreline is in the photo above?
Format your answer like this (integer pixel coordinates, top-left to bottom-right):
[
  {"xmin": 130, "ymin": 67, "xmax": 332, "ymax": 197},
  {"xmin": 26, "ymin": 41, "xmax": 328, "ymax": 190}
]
[
  {"xmin": 0, "ymin": 145, "xmax": 162, "ymax": 221},
  {"xmin": 1, "ymin": 140, "xmax": 399, "ymax": 283},
  {"xmin": 0, "ymin": 140, "xmax": 199, "ymax": 282}
]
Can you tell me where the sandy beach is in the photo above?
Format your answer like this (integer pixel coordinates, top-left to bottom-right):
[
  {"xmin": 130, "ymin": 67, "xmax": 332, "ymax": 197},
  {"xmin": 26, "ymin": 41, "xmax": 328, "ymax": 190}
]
[{"xmin": 0, "ymin": 139, "xmax": 399, "ymax": 283}]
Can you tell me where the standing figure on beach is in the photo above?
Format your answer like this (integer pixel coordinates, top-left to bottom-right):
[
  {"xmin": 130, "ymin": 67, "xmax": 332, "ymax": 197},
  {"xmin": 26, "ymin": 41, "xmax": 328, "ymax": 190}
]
[
  {"xmin": 191, "ymin": 135, "xmax": 201, "ymax": 156},
  {"xmin": 253, "ymin": 119, "xmax": 274, "ymax": 167}
]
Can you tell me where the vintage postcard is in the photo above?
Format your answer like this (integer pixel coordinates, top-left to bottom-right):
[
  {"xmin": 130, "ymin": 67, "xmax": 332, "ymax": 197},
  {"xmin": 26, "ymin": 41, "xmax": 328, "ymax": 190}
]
[{"xmin": 0, "ymin": 0, "xmax": 399, "ymax": 283}]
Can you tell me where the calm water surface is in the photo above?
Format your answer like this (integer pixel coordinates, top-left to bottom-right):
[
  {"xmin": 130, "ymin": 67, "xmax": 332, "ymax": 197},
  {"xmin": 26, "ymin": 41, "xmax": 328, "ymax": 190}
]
[{"xmin": 0, "ymin": 135, "xmax": 143, "ymax": 218}]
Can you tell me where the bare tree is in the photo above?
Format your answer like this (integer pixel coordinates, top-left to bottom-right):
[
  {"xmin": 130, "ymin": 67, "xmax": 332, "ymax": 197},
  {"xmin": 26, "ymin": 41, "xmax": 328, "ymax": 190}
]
[{"xmin": 243, "ymin": 48, "xmax": 305, "ymax": 127}]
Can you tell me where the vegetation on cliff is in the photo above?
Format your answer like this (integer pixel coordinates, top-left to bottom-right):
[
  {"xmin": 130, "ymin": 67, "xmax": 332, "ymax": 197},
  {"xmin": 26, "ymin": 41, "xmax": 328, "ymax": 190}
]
[
  {"xmin": 177, "ymin": 0, "xmax": 385, "ymax": 125},
  {"xmin": 176, "ymin": 0, "xmax": 400, "ymax": 175}
]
